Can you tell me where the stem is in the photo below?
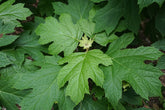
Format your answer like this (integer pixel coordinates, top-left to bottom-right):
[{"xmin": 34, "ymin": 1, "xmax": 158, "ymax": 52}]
[{"xmin": 86, "ymin": 48, "xmax": 89, "ymax": 52}]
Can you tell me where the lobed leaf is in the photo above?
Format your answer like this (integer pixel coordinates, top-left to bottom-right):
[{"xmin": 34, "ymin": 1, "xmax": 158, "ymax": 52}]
[
  {"xmin": 103, "ymin": 34, "xmax": 163, "ymax": 108},
  {"xmin": 35, "ymin": 14, "xmax": 83, "ymax": 56},
  {"xmin": 58, "ymin": 49, "xmax": 112, "ymax": 104},
  {"xmin": 0, "ymin": 0, "xmax": 32, "ymax": 26},
  {"xmin": 14, "ymin": 56, "xmax": 75, "ymax": 110}
]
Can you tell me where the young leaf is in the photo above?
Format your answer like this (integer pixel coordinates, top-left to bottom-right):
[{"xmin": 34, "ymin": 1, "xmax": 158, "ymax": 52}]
[
  {"xmin": 79, "ymin": 35, "xmax": 93, "ymax": 49},
  {"xmin": 94, "ymin": 0, "xmax": 124, "ymax": 34},
  {"xmin": 52, "ymin": 0, "xmax": 93, "ymax": 23},
  {"xmin": 0, "ymin": 0, "xmax": 32, "ymax": 26},
  {"xmin": 138, "ymin": 0, "xmax": 164, "ymax": 11},
  {"xmin": 35, "ymin": 14, "xmax": 83, "ymax": 56},
  {"xmin": 103, "ymin": 34, "xmax": 163, "ymax": 108},
  {"xmin": 57, "ymin": 49, "xmax": 112, "ymax": 104},
  {"xmin": 14, "ymin": 56, "xmax": 75, "ymax": 110}
]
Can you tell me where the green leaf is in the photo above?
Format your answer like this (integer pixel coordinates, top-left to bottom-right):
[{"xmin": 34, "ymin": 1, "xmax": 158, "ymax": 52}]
[
  {"xmin": 0, "ymin": 20, "xmax": 19, "ymax": 47},
  {"xmin": 14, "ymin": 56, "xmax": 75, "ymax": 110},
  {"xmin": 52, "ymin": 0, "xmax": 93, "ymax": 23},
  {"xmin": 122, "ymin": 89, "xmax": 143, "ymax": 106},
  {"xmin": 138, "ymin": 0, "xmax": 164, "ymax": 11},
  {"xmin": 1, "ymin": 49, "xmax": 25, "ymax": 68},
  {"xmin": 75, "ymin": 95, "xmax": 109, "ymax": 110},
  {"xmin": 36, "ymin": 14, "xmax": 83, "ymax": 56},
  {"xmin": 13, "ymin": 31, "xmax": 45, "ymax": 62},
  {"xmin": 38, "ymin": 0, "xmax": 54, "ymax": 16},
  {"xmin": 58, "ymin": 49, "xmax": 112, "ymax": 104},
  {"xmin": 91, "ymin": 86, "xmax": 104, "ymax": 100},
  {"xmin": 0, "ymin": 0, "xmax": 32, "ymax": 26},
  {"xmin": 22, "ymin": 17, "xmax": 45, "ymax": 34},
  {"xmin": 0, "ymin": 79, "xmax": 28, "ymax": 110},
  {"xmin": 0, "ymin": 52, "xmax": 12, "ymax": 68},
  {"xmin": 0, "ymin": 19, "xmax": 15, "ymax": 34},
  {"xmin": 94, "ymin": 0, "xmax": 124, "ymax": 34},
  {"xmin": 90, "ymin": 0, "xmax": 106, "ymax": 3},
  {"xmin": 134, "ymin": 108, "xmax": 151, "ymax": 110},
  {"xmin": 156, "ymin": 55, "xmax": 165, "ymax": 69},
  {"xmin": 115, "ymin": 20, "xmax": 127, "ymax": 32},
  {"xmin": 156, "ymin": 5, "xmax": 165, "ymax": 36},
  {"xmin": 103, "ymin": 34, "xmax": 163, "ymax": 108},
  {"xmin": 78, "ymin": 19, "xmax": 118, "ymax": 46},
  {"xmin": 78, "ymin": 19, "xmax": 95, "ymax": 38},
  {"xmin": 0, "ymin": 35, "xmax": 18, "ymax": 47},
  {"xmin": 123, "ymin": 0, "xmax": 140, "ymax": 34},
  {"xmin": 106, "ymin": 33, "xmax": 135, "ymax": 55},
  {"xmin": 152, "ymin": 39, "xmax": 165, "ymax": 51},
  {"xmin": 94, "ymin": 33, "xmax": 118, "ymax": 46}
]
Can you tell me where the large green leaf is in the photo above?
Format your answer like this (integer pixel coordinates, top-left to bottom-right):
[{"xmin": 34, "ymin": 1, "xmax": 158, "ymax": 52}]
[
  {"xmin": 14, "ymin": 56, "xmax": 75, "ymax": 110},
  {"xmin": 0, "ymin": 0, "xmax": 32, "ymax": 26},
  {"xmin": 156, "ymin": 5, "xmax": 165, "ymax": 36},
  {"xmin": 94, "ymin": 0, "xmax": 124, "ymax": 34},
  {"xmin": 57, "ymin": 49, "xmax": 112, "ymax": 104},
  {"xmin": 35, "ymin": 14, "xmax": 83, "ymax": 56},
  {"xmin": 138, "ymin": 0, "xmax": 164, "ymax": 11},
  {"xmin": 52, "ymin": 0, "xmax": 93, "ymax": 23},
  {"xmin": 103, "ymin": 33, "xmax": 163, "ymax": 109}
]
